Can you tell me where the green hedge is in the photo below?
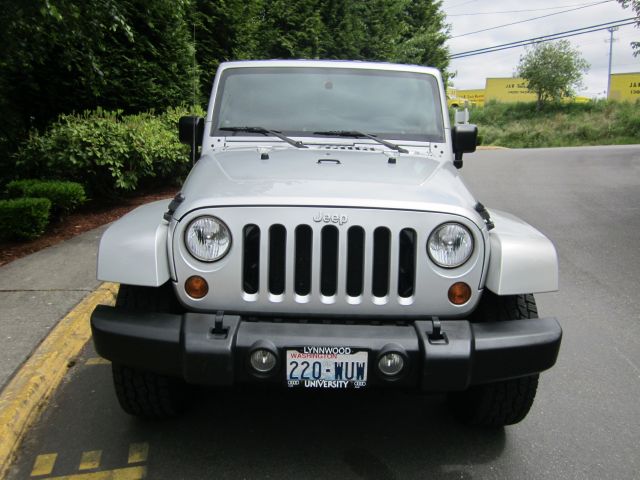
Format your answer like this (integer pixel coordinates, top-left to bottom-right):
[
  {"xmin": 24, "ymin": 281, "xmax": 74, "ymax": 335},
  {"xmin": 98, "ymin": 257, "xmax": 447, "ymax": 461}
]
[
  {"xmin": 7, "ymin": 179, "xmax": 86, "ymax": 216},
  {"xmin": 13, "ymin": 106, "xmax": 204, "ymax": 197},
  {"xmin": 0, "ymin": 198, "xmax": 51, "ymax": 241}
]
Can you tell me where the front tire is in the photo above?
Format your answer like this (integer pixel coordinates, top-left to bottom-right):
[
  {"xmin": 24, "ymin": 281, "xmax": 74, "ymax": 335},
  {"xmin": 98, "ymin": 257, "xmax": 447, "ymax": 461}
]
[
  {"xmin": 111, "ymin": 283, "xmax": 188, "ymax": 419},
  {"xmin": 448, "ymin": 292, "xmax": 540, "ymax": 427},
  {"xmin": 112, "ymin": 363, "xmax": 188, "ymax": 419}
]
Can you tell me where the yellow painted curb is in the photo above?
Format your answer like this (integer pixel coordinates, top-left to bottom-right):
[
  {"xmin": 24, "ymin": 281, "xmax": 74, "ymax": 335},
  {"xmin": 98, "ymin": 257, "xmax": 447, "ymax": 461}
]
[
  {"xmin": 0, "ymin": 282, "xmax": 119, "ymax": 479},
  {"xmin": 476, "ymin": 145, "xmax": 509, "ymax": 150}
]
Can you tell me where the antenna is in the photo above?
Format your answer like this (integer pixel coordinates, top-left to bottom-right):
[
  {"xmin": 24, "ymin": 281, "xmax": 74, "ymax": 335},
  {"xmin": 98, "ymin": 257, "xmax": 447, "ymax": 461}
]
[{"xmin": 192, "ymin": 23, "xmax": 197, "ymax": 164}]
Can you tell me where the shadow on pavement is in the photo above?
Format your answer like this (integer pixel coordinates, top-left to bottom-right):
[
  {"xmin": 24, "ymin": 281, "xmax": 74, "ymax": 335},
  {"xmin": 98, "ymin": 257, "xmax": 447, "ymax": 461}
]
[{"xmin": 11, "ymin": 352, "xmax": 507, "ymax": 480}]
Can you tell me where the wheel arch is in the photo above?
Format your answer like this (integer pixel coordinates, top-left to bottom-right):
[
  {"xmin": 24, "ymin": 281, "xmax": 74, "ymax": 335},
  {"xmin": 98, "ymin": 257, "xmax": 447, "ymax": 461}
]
[
  {"xmin": 97, "ymin": 200, "xmax": 171, "ymax": 287},
  {"xmin": 485, "ymin": 209, "xmax": 558, "ymax": 295}
]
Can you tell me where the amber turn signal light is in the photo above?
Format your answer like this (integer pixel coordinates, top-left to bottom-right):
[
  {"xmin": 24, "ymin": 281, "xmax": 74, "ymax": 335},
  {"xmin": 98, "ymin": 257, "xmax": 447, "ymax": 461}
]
[
  {"xmin": 185, "ymin": 275, "xmax": 209, "ymax": 299},
  {"xmin": 448, "ymin": 282, "xmax": 471, "ymax": 305}
]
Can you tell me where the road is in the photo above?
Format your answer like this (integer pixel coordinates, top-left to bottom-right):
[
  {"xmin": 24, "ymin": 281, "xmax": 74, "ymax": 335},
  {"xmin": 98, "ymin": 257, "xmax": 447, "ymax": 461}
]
[{"xmin": 7, "ymin": 145, "xmax": 640, "ymax": 480}]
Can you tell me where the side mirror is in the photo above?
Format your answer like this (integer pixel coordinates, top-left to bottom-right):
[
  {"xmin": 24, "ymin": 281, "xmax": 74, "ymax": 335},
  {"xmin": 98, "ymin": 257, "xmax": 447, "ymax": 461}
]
[
  {"xmin": 451, "ymin": 123, "xmax": 478, "ymax": 169},
  {"xmin": 179, "ymin": 116, "xmax": 205, "ymax": 161}
]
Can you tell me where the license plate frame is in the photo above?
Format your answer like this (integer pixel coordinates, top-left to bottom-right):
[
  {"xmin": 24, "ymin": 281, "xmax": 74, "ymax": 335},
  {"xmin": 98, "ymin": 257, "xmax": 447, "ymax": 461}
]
[{"xmin": 285, "ymin": 347, "xmax": 368, "ymax": 389}]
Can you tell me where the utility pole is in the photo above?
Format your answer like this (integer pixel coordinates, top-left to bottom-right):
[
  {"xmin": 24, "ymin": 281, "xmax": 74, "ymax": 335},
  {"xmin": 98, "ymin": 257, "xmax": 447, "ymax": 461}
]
[{"xmin": 606, "ymin": 26, "xmax": 618, "ymax": 99}]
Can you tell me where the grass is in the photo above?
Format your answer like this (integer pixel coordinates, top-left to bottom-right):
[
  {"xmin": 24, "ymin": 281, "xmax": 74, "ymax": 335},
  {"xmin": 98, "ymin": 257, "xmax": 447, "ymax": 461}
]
[{"xmin": 454, "ymin": 100, "xmax": 640, "ymax": 148}]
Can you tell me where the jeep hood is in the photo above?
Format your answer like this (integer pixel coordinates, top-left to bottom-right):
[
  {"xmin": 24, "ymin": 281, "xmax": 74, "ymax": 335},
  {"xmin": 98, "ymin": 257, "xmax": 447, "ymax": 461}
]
[{"xmin": 174, "ymin": 147, "xmax": 480, "ymax": 220}]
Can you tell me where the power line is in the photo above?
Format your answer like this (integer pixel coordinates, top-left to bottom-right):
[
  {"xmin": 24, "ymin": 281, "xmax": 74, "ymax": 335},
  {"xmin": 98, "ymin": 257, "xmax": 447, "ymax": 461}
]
[
  {"xmin": 450, "ymin": 0, "xmax": 613, "ymax": 39},
  {"xmin": 445, "ymin": 0, "xmax": 479, "ymax": 10},
  {"xmin": 450, "ymin": 18, "xmax": 637, "ymax": 59},
  {"xmin": 447, "ymin": 2, "xmax": 610, "ymax": 17}
]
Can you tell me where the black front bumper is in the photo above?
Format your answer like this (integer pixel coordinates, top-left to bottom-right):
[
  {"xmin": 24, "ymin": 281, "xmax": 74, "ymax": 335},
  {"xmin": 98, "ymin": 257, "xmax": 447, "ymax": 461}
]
[{"xmin": 90, "ymin": 306, "xmax": 562, "ymax": 391}]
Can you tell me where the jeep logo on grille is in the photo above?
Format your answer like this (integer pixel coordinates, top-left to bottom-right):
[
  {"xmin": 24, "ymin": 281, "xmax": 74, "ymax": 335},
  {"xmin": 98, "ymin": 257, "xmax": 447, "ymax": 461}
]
[{"xmin": 313, "ymin": 212, "xmax": 348, "ymax": 225}]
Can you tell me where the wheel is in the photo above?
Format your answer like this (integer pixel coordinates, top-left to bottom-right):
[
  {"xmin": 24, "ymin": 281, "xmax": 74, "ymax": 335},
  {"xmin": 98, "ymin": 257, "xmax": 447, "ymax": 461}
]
[
  {"xmin": 115, "ymin": 282, "xmax": 183, "ymax": 313},
  {"xmin": 111, "ymin": 283, "xmax": 189, "ymax": 418},
  {"xmin": 448, "ymin": 292, "xmax": 540, "ymax": 427},
  {"xmin": 112, "ymin": 363, "xmax": 188, "ymax": 419}
]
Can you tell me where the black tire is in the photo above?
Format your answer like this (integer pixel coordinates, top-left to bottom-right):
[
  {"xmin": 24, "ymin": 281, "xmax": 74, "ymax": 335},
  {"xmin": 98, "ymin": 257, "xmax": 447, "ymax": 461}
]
[
  {"xmin": 112, "ymin": 363, "xmax": 188, "ymax": 419},
  {"xmin": 112, "ymin": 282, "xmax": 188, "ymax": 418},
  {"xmin": 448, "ymin": 292, "xmax": 540, "ymax": 427},
  {"xmin": 116, "ymin": 282, "xmax": 183, "ymax": 313}
]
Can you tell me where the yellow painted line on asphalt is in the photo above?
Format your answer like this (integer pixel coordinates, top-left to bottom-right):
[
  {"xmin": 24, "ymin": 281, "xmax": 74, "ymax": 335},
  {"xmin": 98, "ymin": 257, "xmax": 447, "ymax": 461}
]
[
  {"xmin": 78, "ymin": 451, "xmax": 102, "ymax": 471},
  {"xmin": 85, "ymin": 358, "xmax": 111, "ymax": 366},
  {"xmin": 42, "ymin": 466, "xmax": 146, "ymax": 480},
  {"xmin": 31, "ymin": 453, "xmax": 58, "ymax": 476},
  {"xmin": 476, "ymin": 145, "xmax": 509, "ymax": 150},
  {"xmin": 0, "ymin": 282, "xmax": 119, "ymax": 479},
  {"xmin": 127, "ymin": 443, "xmax": 148, "ymax": 465}
]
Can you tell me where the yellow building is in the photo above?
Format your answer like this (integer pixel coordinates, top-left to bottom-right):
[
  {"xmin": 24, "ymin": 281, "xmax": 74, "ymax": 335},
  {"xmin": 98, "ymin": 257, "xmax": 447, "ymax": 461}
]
[
  {"xmin": 608, "ymin": 72, "xmax": 640, "ymax": 102},
  {"xmin": 484, "ymin": 78, "xmax": 537, "ymax": 103}
]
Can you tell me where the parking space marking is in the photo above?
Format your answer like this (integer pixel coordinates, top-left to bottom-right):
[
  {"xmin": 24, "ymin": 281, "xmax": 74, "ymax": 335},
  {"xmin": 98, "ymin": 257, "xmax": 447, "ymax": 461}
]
[
  {"xmin": 85, "ymin": 358, "xmax": 111, "ymax": 366},
  {"xmin": 127, "ymin": 444, "xmax": 148, "ymax": 464},
  {"xmin": 78, "ymin": 450, "xmax": 102, "ymax": 470},
  {"xmin": 0, "ymin": 283, "xmax": 119, "ymax": 479},
  {"xmin": 42, "ymin": 465, "xmax": 146, "ymax": 480},
  {"xmin": 30, "ymin": 453, "xmax": 58, "ymax": 476},
  {"xmin": 25, "ymin": 442, "xmax": 149, "ymax": 479}
]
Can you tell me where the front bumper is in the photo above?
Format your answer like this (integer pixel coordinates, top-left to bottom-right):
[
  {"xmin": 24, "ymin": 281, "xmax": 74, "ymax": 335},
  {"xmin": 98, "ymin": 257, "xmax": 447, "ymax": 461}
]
[{"xmin": 90, "ymin": 306, "xmax": 562, "ymax": 391}]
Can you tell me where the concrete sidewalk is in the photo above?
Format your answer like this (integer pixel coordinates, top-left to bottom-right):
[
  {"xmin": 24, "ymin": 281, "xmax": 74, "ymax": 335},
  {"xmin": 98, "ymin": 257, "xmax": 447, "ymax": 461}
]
[{"xmin": 0, "ymin": 225, "xmax": 108, "ymax": 389}]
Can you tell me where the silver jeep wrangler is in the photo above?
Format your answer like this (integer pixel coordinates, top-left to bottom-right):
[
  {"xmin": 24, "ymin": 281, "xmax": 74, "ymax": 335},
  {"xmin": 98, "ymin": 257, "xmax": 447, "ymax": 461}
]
[{"xmin": 91, "ymin": 60, "xmax": 561, "ymax": 427}]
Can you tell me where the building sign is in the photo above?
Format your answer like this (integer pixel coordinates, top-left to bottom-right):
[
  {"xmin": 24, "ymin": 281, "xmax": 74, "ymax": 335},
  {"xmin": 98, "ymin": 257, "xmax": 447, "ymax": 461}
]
[
  {"xmin": 455, "ymin": 89, "xmax": 485, "ymax": 106},
  {"xmin": 484, "ymin": 78, "xmax": 537, "ymax": 103},
  {"xmin": 608, "ymin": 72, "xmax": 640, "ymax": 102}
]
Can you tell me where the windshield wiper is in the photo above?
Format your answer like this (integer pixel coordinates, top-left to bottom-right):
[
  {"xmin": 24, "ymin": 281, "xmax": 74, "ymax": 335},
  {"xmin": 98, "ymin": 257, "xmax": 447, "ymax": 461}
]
[
  {"xmin": 220, "ymin": 126, "xmax": 307, "ymax": 149},
  {"xmin": 313, "ymin": 130, "xmax": 408, "ymax": 154}
]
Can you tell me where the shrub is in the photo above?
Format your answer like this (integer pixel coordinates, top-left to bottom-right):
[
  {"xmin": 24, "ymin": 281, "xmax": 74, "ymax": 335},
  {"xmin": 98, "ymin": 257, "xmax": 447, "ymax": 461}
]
[
  {"xmin": 0, "ymin": 197, "xmax": 51, "ymax": 241},
  {"xmin": 6, "ymin": 179, "xmax": 86, "ymax": 216},
  {"xmin": 13, "ymin": 106, "xmax": 204, "ymax": 197},
  {"xmin": 460, "ymin": 100, "xmax": 640, "ymax": 147}
]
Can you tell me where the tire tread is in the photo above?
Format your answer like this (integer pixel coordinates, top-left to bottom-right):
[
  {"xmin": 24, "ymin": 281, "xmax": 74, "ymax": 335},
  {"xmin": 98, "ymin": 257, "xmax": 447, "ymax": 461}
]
[{"xmin": 449, "ymin": 292, "xmax": 540, "ymax": 427}]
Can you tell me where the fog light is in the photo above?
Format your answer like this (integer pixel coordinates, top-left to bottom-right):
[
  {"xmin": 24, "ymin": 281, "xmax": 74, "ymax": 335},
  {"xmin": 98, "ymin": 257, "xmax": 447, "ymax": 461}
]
[
  {"xmin": 378, "ymin": 352, "xmax": 404, "ymax": 376},
  {"xmin": 249, "ymin": 349, "xmax": 277, "ymax": 374},
  {"xmin": 185, "ymin": 275, "xmax": 209, "ymax": 299},
  {"xmin": 448, "ymin": 282, "xmax": 471, "ymax": 305}
]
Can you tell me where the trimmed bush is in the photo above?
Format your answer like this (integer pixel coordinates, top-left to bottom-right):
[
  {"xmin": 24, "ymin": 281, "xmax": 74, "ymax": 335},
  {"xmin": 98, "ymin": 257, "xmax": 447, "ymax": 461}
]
[
  {"xmin": 13, "ymin": 105, "xmax": 204, "ymax": 197},
  {"xmin": 0, "ymin": 197, "xmax": 51, "ymax": 241},
  {"xmin": 7, "ymin": 179, "xmax": 86, "ymax": 216}
]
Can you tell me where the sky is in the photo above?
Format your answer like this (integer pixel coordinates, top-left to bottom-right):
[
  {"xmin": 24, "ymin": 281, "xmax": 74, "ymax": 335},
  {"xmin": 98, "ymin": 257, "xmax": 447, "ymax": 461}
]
[{"xmin": 443, "ymin": 0, "xmax": 640, "ymax": 98}]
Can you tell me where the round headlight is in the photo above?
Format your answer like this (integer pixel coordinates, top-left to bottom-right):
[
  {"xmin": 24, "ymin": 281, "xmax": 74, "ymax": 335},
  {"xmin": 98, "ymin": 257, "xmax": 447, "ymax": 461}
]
[
  {"xmin": 427, "ymin": 223, "xmax": 474, "ymax": 268},
  {"xmin": 185, "ymin": 216, "xmax": 231, "ymax": 262}
]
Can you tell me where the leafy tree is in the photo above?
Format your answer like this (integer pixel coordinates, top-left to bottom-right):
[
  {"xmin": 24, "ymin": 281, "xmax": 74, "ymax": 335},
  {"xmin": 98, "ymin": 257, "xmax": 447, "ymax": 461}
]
[
  {"xmin": 191, "ymin": 0, "xmax": 451, "ymax": 91},
  {"xmin": 617, "ymin": 0, "xmax": 639, "ymax": 56},
  {"xmin": 0, "ymin": 0, "xmax": 195, "ymax": 160},
  {"xmin": 394, "ymin": 0, "xmax": 450, "ymax": 74},
  {"xmin": 517, "ymin": 40, "xmax": 590, "ymax": 110}
]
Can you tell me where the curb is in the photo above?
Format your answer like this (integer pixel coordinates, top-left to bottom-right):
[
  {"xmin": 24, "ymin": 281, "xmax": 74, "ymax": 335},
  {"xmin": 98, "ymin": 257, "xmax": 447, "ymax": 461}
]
[{"xmin": 0, "ymin": 282, "xmax": 118, "ymax": 479}]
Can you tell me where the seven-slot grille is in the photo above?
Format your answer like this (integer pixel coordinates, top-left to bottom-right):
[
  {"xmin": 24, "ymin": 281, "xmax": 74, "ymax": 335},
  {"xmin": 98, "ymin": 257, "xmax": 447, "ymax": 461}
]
[{"xmin": 242, "ymin": 224, "xmax": 417, "ymax": 302}]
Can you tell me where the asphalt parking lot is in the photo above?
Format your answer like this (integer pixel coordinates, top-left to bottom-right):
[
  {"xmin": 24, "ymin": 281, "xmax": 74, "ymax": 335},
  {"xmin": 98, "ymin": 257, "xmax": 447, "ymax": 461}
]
[{"xmin": 5, "ymin": 145, "xmax": 640, "ymax": 479}]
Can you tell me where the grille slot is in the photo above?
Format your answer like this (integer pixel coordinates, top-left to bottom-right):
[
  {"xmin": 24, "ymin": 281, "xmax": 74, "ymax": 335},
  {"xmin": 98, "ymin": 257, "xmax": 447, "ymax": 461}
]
[
  {"xmin": 346, "ymin": 226, "xmax": 365, "ymax": 296},
  {"xmin": 268, "ymin": 225, "xmax": 286, "ymax": 295},
  {"xmin": 241, "ymin": 222, "xmax": 416, "ymax": 303},
  {"xmin": 398, "ymin": 228, "xmax": 416, "ymax": 298},
  {"xmin": 242, "ymin": 224, "xmax": 260, "ymax": 294},
  {"xmin": 294, "ymin": 225, "xmax": 312, "ymax": 295},
  {"xmin": 372, "ymin": 227, "xmax": 391, "ymax": 297},
  {"xmin": 320, "ymin": 226, "xmax": 339, "ymax": 296}
]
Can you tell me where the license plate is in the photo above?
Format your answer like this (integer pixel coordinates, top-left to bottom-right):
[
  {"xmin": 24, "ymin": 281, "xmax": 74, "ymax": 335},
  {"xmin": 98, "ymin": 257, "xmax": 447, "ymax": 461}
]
[{"xmin": 286, "ymin": 347, "xmax": 368, "ymax": 389}]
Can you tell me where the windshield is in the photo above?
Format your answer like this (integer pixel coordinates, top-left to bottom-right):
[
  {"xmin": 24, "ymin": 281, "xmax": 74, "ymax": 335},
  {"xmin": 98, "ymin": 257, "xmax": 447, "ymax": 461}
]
[{"xmin": 211, "ymin": 66, "xmax": 445, "ymax": 142}]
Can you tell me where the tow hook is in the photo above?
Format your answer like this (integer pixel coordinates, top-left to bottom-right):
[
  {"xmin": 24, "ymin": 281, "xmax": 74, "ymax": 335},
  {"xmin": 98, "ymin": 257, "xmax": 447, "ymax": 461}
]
[
  {"xmin": 211, "ymin": 311, "xmax": 229, "ymax": 339},
  {"xmin": 427, "ymin": 316, "xmax": 448, "ymax": 345}
]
